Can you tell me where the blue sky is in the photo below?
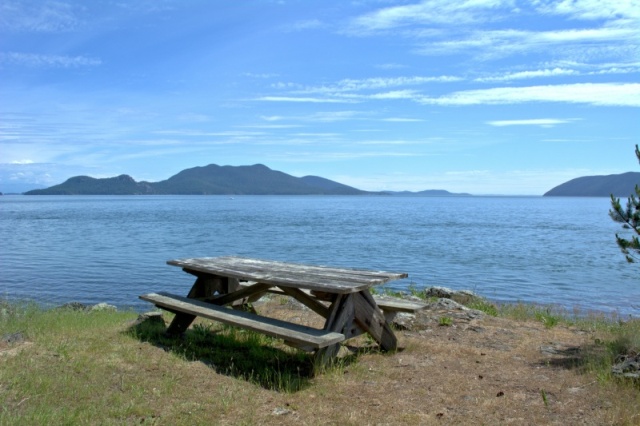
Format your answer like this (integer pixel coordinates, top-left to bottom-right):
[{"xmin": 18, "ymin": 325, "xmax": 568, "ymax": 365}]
[{"xmin": 1, "ymin": 0, "xmax": 639, "ymax": 195}]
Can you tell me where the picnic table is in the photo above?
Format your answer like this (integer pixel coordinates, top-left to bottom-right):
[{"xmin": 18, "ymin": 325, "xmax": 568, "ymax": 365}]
[{"xmin": 140, "ymin": 256, "xmax": 423, "ymax": 365}]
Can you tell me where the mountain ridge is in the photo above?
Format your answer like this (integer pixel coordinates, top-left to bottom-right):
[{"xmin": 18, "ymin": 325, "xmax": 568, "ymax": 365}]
[
  {"xmin": 23, "ymin": 164, "xmax": 477, "ymax": 196},
  {"xmin": 24, "ymin": 164, "xmax": 371, "ymax": 196},
  {"xmin": 544, "ymin": 171, "xmax": 640, "ymax": 197}
]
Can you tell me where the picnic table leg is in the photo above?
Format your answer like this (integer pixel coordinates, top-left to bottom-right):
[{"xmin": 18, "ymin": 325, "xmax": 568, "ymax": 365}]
[
  {"xmin": 314, "ymin": 294, "xmax": 355, "ymax": 367},
  {"xmin": 166, "ymin": 273, "xmax": 225, "ymax": 336},
  {"xmin": 353, "ymin": 290, "xmax": 398, "ymax": 352}
]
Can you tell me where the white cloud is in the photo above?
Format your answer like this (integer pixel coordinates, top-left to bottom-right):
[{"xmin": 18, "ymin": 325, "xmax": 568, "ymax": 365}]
[
  {"xmin": 375, "ymin": 63, "xmax": 407, "ymax": 69},
  {"xmin": 243, "ymin": 72, "xmax": 279, "ymax": 79},
  {"xmin": 0, "ymin": 0, "xmax": 81, "ymax": 32},
  {"xmin": 476, "ymin": 62, "xmax": 640, "ymax": 81},
  {"xmin": 476, "ymin": 68, "xmax": 579, "ymax": 82},
  {"xmin": 254, "ymin": 96, "xmax": 358, "ymax": 103},
  {"xmin": 533, "ymin": 0, "xmax": 640, "ymax": 21},
  {"xmin": 486, "ymin": 118, "xmax": 575, "ymax": 127},
  {"xmin": 417, "ymin": 26, "xmax": 638, "ymax": 59},
  {"xmin": 418, "ymin": 83, "xmax": 640, "ymax": 107},
  {"xmin": 283, "ymin": 19, "xmax": 324, "ymax": 32},
  {"xmin": 368, "ymin": 90, "xmax": 420, "ymax": 100},
  {"xmin": 285, "ymin": 75, "xmax": 462, "ymax": 97},
  {"xmin": 383, "ymin": 117, "xmax": 425, "ymax": 122},
  {"xmin": 349, "ymin": 0, "xmax": 512, "ymax": 33},
  {"xmin": 0, "ymin": 52, "xmax": 102, "ymax": 67}
]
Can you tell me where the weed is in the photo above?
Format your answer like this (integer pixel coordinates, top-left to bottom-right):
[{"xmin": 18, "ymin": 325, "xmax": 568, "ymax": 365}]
[
  {"xmin": 465, "ymin": 298, "xmax": 499, "ymax": 317},
  {"xmin": 439, "ymin": 317, "xmax": 452, "ymax": 326},
  {"xmin": 535, "ymin": 309, "xmax": 560, "ymax": 329}
]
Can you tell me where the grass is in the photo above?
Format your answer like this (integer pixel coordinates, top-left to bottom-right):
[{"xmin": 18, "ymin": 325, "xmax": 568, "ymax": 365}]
[
  {"xmin": 0, "ymin": 300, "xmax": 328, "ymax": 424},
  {"xmin": 128, "ymin": 317, "xmax": 315, "ymax": 393},
  {"xmin": 1, "ymin": 297, "xmax": 638, "ymax": 424}
]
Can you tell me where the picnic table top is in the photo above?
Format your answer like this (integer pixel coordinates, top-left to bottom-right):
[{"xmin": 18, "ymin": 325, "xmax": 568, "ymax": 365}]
[{"xmin": 167, "ymin": 256, "xmax": 408, "ymax": 294}]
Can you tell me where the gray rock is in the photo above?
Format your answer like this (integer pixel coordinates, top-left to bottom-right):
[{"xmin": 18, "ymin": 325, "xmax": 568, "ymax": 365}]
[
  {"xmin": 391, "ymin": 312, "xmax": 416, "ymax": 330},
  {"xmin": 1, "ymin": 332, "xmax": 24, "ymax": 344},
  {"xmin": 612, "ymin": 354, "xmax": 640, "ymax": 379},
  {"xmin": 430, "ymin": 298, "xmax": 469, "ymax": 311},
  {"xmin": 90, "ymin": 302, "xmax": 117, "ymax": 312},
  {"xmin": 423, "ymin": 287, "xmax": 479, "ymax": 305},
  {"xmin": 131, "ymin": 311, "xmax": 165, "ymax": 327},
  {"xmin": 424, "ymin": 286, "xmax": 455, "ymax": 299}
]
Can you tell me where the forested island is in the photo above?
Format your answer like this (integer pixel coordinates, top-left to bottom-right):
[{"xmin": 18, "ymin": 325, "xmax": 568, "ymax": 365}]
[
  {"xmin": 23, "ymin": 164, "xmax": 468, "ymax": 196},
  {"xmin": 544, "ymin": 172, "xmax": 640, "ymax": 197}
]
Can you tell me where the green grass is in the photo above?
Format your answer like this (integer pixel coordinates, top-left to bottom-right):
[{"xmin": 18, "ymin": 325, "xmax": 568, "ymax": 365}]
[
  {"xmin": 128, "ymin": 315, "xmax": 316, "ymax": 393},
  {"xmin": 0, "ymin": 300, "xmax": 338, "ymax": 424},
  {"xmin": 438, "ymin": 316, "xmax": 452, "ymax": 326}
]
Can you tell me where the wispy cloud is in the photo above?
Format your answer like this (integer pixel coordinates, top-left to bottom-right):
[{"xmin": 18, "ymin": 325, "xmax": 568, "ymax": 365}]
[
  {"xmin": 535, "ymin": 0, "xmax": 640, "ymax": 21},
  {"xmin": 383, "ymin": 117, "xmax": 424, "ymax": 122},
  {"xmin": 418, "ymin": 83, "xmax": 640, "ymax": 107},
  {"xmin": 0, "ymin": 0, "xmax": 81, "ymax": 32},
  {"xmin": 261, "ymin": 111, "xmax": 366, "ymax": 123},
  {"xmin": 254, "ymin": 96, "xmax": 359, "ymax": 103},
  {"xmin": 475, "ymin": 62, "xmax": 640, "ymax": 82},
  {"xmin": 476, "ymin": 68, "xmax": 579, "ymax": 82},
  {"xmin": 486, "ymin": 118, "xmax": 577, "ymax": 127},
  {"xmin": 415, "ymin": 26, "xmax": 638, "ymax": 60},
  {"xmin": 282, "ymin": 19, "xmax": 324, "ymax": 32},
  {"xmin": 347, "ymin": 0, "xmax": 639, "ymax": 68},
  {"xmin": 0, "ymin": 52, "xmax": 102, "ymax": 67},
  {"xmin": 243, "ymin": 72, "xmax": 279, "ymax": 79},
  {"xmin": 348, "ymin": 0, "xmax": 510, "ymax": 34},
  {"xmin": 375, "ymin": 63, "xmax": 407, "ymax": 70},
  {"xmin": 293, "ymin": 75, "xmax": 461, "ymax": 94},
  {"xmin": 153, "ymin": 130, "xmax": 266, "ymax": 137}
]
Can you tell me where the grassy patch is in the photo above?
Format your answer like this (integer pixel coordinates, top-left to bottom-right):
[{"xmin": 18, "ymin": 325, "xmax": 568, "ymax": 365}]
[
  {"xmin": 128, "ymin": 317, "xmax": 315, "ymax": 393},
  {"xmin": 0, "ymin": 301, "xmax": 339, "ymax": 424},
  {"xmin": 438, "ymin": 316, "xmax": 453, "ymax": 326}
]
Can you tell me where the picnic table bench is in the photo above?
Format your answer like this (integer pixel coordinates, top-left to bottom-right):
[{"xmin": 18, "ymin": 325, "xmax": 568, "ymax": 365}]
[{"xmin": 140, "ymin": 256, "xmax": 425, "ymax": 365}]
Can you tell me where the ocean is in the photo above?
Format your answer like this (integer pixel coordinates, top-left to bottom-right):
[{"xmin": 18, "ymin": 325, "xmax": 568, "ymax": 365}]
[{"xmin": 1, "ymin": 195, "xmax": 637, "ymax": 317}]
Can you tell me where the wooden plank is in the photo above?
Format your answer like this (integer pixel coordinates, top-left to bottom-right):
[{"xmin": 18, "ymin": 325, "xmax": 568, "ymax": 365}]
[
  {"xmin": 206, "ymin": 282, "xmax": 272, "ymax": 306},
  {"xmin": 139, "ymin": 292, "xmax": 345, "ymax": 349},
  {"xmin": 315, "ymin": 294, "xmax": 355, "ymax": 367},
  {"xmin": 278, "ymin": 286, "xmax": 331, "ymax": 318},
  {"xmin": 168, "ymin": 256, "xmax": 408, "ymax": 294},
  {"xmin": 353, "ymin": 291, "xmax": 398, "ymax": 351},
  {"xmin": 373, "ymin": 297, "xmax": 427, "ymax": 313}
]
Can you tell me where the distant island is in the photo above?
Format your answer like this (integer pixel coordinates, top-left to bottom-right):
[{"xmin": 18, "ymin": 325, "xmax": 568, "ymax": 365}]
[
  {"xmin": 544, "ymin": 172, "xmax": 640, "ymax": 197},
  {"xmin": 23, "ymin": 164, "xmax": 470, "ymax": 196}
]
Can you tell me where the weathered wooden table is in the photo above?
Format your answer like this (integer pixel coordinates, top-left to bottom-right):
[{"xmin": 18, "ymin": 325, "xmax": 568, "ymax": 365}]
[{"xmin": 140, "ymin": 256, "xmax": 411, "ymax": 365}]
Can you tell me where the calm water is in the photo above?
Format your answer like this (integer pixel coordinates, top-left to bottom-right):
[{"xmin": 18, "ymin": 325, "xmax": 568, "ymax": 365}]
[{"xmin": 1, "ymin": 195, "xmax": 638, "ymax": 317}]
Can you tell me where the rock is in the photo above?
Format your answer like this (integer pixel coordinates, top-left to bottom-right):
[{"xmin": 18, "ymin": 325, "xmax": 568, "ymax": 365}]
[
  {"xmin": 1, "ymin": 332, "xmax": 24, "ymax": 344},
  {"xmin": 430, "ymin": 298, "xmax": 469, "ymax": 311},
  {"xmin": 131, "ymin": 311, "xmax": 165, "ymax": 327},
  {"xmin": 612, "ymin": 354, "xmax": 640, "ymax": 379},
  {"xmin": 391, "ymin": 312, "xmax": 416, "ymax": 330},
  {"xmin": 423, "ymin": 287, "xmax": 479, "ymax": 305},
  {"xmin": 540, "ymin": 344, "xmax": 581, "ymax": 356},
  {"xmin": 272, "ymin": 407, "xmax": 293, "ymax": 416},
  {"xmin": 90, "ymin": 303, "xmax": 117, "ymax": 312},
  {"xmin": 424, "ymin": 286, "xmax": 455, "ymax": 299}
]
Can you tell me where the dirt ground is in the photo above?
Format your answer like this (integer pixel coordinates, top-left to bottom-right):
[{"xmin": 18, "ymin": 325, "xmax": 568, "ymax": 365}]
[{"xmin": 238, "ymin": 298, "xmax": 639, "ymax": 425}]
